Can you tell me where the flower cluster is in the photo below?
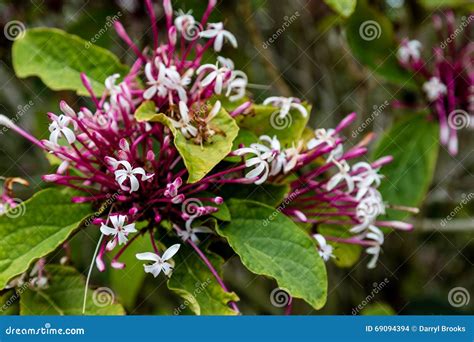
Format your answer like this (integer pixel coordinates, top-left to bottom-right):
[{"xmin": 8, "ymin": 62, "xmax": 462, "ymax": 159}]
[
  {"xmin": 235, "ymin": 113, "xmax": 416, "ymax": 268},
  {"xmin": 0, "ymin": 0, "xmax": 415, "ymax": 304},
  {"xmin": 396, "ymin": 11, "xmax": 473, "ymax": 155}
]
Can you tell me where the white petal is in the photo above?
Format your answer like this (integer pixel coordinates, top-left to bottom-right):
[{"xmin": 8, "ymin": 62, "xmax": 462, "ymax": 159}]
[{"xmin": 162, "ymin": 244, "xmax": 181, "ymax": 261}]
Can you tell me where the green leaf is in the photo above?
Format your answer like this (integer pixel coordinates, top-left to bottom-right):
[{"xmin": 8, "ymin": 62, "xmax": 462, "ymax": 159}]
[
  {"xmin": 345, "ymin": 1, "xmax": 415, "ymax": 87},
  {"xmin": 0, "ymin": 290, "xmax": 19, "ymax": 315},
  {"xmin": 108, "ymin": 234, "xmax": 149, "ymax": 310},
  {"xmin": 12, "ymin": 28, "xmax": 129, "ymax": 96},
  {"xmin": 361, "ymin": 302, "xmax": 396, "ymax": 315},
  {"xmin": 168, "ymin": 245, "xmax": 239, "ymax": 315},
  {"xmin": 135, "ymin": 102, "xmax": 240, "ymax": 183},
  {"xmin": 318, "ymin": 226, "xmax": 361, "ymax": 268},
  {"xmin": 219, "ymin": 183, "xmax": 290, "ymax": 207},
  {"xmin": 217, "ymin": 199, "xmax": 327, "ymax": 310},
  {"xmin": 324, "ymin": 0, "xmax": 357, "ymax": 17},
  {"xmin": 0, "ymin": 188, "xmax": 93, "ymax": 290},
  {"xmin": 373, "ymin": 115, "xmax": 439, "ymax": 220},
  {"xmin": 20, "ymin": 265, "xmax": 125, "ymax": 315},
  {"xmin": 237, "ymin": 103, "xmax": 311, "ymax": 146}
]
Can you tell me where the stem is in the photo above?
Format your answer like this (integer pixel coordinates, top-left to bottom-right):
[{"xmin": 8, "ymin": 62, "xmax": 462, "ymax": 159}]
[
  {"xmin": 82, "ymin": 233, "xmax": 104, "ymax": 314},
  {"xmin": 184, "ymin": 235, "xmax": 240, "ymax": 314}
]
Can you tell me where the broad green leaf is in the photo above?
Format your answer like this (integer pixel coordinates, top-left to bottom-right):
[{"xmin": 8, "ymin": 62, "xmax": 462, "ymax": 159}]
[
  {"xmin": 219, "ymin": 183, "xmax": 290, "ymax": 207},
  {"xmin": 0, "ymin": 290, "xmax": 19, "ymax": 315},
  {"xmin": 168, "ymin": 245, "xmax": 239, "ymax": 315},
  {"xmin": 12, "ymin": 28, "xmax": 129, "ymax": 96},
  {"xmin": 135, "ymin": 102, "xmax": 240, "ymax": 183},
  {"xmin": 0, "ymin": 188, "xmax": 93, "ymax": 290},
  {"xmin": 361, "ymin": 302, "xmax": 396, "ymax": 315},
  {"xmin": 20, "ymin": 265, "xmax": 125, "ymax": 315},
  {"xmin": 346, "ymin": 1, "xmax": 415, "ymax": 87},
  {"xmin": 373, "ymin": 115, "xmax": 439, "ymax": 220},
  {"xmin": 217, "ymin": 199, "xmax": 327, "ymax": 310},
  {"xmin": 318, "ymin": 226, "xmax": 361, "ymax": 268},
  {"xmin": 237, "ymin": 103, "xmax": 311, "ymax": 146},
  {"xmin": 324, "ymin": 0, "xmax": 357, "ymax": 17},
  {"xmin": 108, "ymin": 234, "xmax": 149, "ymax": 310}
]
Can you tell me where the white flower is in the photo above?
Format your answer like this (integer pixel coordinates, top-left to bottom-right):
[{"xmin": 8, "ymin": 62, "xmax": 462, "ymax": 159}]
[
  {"xmin": 283, "ymin": 141, "xmax": 303, "ymax": 173},
  {"xmin": 100, "ymin": 215, "xmax": 137, "ymax": 250},
  {"xmin": 351, "ymin": 189, "xmax": 385, "ymax": 233},
  {"xmin": 143, "ymin": 61, "xmax": 169, "ymax": 100},
  {"xmin": 234, "ymin": 144, "xmax": 271, "ymax": 185},
  {"xmin": 199, "ymin": 22, "xmax": 237, "ymax": 52},
  {"xmin": 365, "ymin": 225, "xmax": 384, "ymax": 269},
  {"xmin": 423, "ymin": 77, "xmax": 447, "ymax": 101},
  {"xmin": 169, "ymin": 101, "xmax": 198, "ymax": 138},
  {"xmin": 136, "ymin": 244, "xmax": 181, "ymax": 277},
  {"xmin": 174, "ymin": 10, "xmax": 195, "ymax": 33},
  {"xmin": 176, "ymin": 220, "xmax": 213, "ymax": 244},
  {"xmin": 397, "ymin": 39, "xmax": 422, "ymax": 63},
  {"xmin": 217, "ymin": 57, "xmax": 248, "ymax": 101},
  {"xmin": 105, "ymin": 74, "xmax": 132, "ymax": 112},
  {"xmin": 164, "ymin": 66, "xmax": 192, "ymax": 102},
  {"xmin": 113, "ymin": 160, "xmax": 154, "ymax": 193},
  {"xmin": 313, "ymin": 234, "xmax": 334, "ymax": 262},
  {"xmin": 48, "ymin": 114, "xmax": 76, "ymax": 146},
  {"xmin": 197, "ymin": 62, "xmax": 229, "ymax": 95},
  {"xmin": 307, "ymin": 128, "xmax": 336, "ymax": 149},
  {"xmin": 263, "ymin": 96, "xmax": 308, "ymax": 119},
  {"xmin": 352, "ymin": 162, "xmax": 383, "ymax": 200},
  {"xmin": 327, "ymin": 160, "xmax": 355, "ymax": 193}
]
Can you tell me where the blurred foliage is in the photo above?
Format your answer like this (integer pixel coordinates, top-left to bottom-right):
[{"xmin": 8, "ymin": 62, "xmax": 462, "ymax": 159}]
[{"xmin": 0, "ymin": 0, "xmax": 472, "ymax": 315}]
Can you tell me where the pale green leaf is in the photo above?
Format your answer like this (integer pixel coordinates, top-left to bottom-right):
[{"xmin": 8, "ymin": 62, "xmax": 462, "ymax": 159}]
[
  {"xmin": 0, "ymin": 188, "xmax": 93, "ymax": 290},
  {"xmin": 135, "ymin": 101, "xmax": 240, "ymax": 183},
  {"xmin": 324, "ymin": 0, "xmax": 357, "ymax": 17},
  {"xmin": 20, "ymin": 265, "xmax": 125, "ymax": 315},
  {"xmin": 12, "ymin": 28, "xmax": 129, "ymax": 96},
  {"xmin": 217, "ymin": 199, "xmax": 327, "ymax": 310}
]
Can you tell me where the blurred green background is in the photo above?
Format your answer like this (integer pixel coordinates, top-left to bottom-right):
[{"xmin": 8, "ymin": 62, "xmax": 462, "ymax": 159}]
[{"xmin": 0, "ymin": 0, "xmax": 472, "ymax": 315}]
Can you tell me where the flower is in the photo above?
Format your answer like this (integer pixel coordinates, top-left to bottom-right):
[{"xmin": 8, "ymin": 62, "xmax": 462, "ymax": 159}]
[
  {"xmin": 174, "ymin": 10, "xmax": 195, "ymax": 33},
  {"xmin": 169, "ymin": 101, "xmax": 198, "ymax": 138},
  {"xmin": 48, "ymin": 114, "xmax": 76, "ymax": 146},
  {"xmin": 199, "ymin": 22, "xmax": 237, "ymax": 52},
  {"xmin": 136, "ymin": 244, "xmax": 181, "ymax": 277},
  {"xmin": 352, "ymin": 162, "xmax": 383, "ymax": 200},
  {"xmin": 397, "ymin": 39, "xmax": 422, "ymax": 63},
  {"xmin": 263, "ymin": 96, "xmax": 308, "ymax": 118},
  {"xmin": 327, "ymin": 160, "xmax": 355, "ymax": 193},
  {"xmin": 423, "ymin": 77, "xmax": 447, "ymax": 101},
  {"xmin": 234, "ymin": 145, "xmax": 270, "ymax": 185},
  {"xmin": 197, "ymin": 62, "xmax": 230, "ymax": 95},
  {"xmin": 113, "ymin": 160, "xmax": 154, "ymax": 193},
  {"xmin": 313, "ymin": 234, "xmax": 334, "ymax": 262},
  {"xmin": 176, "ymin": 220, "xmax": 213, "ymax": 244},
  {"xmin": 100, "ymin": 215, "xmax": 137, "ymax": 249}
]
